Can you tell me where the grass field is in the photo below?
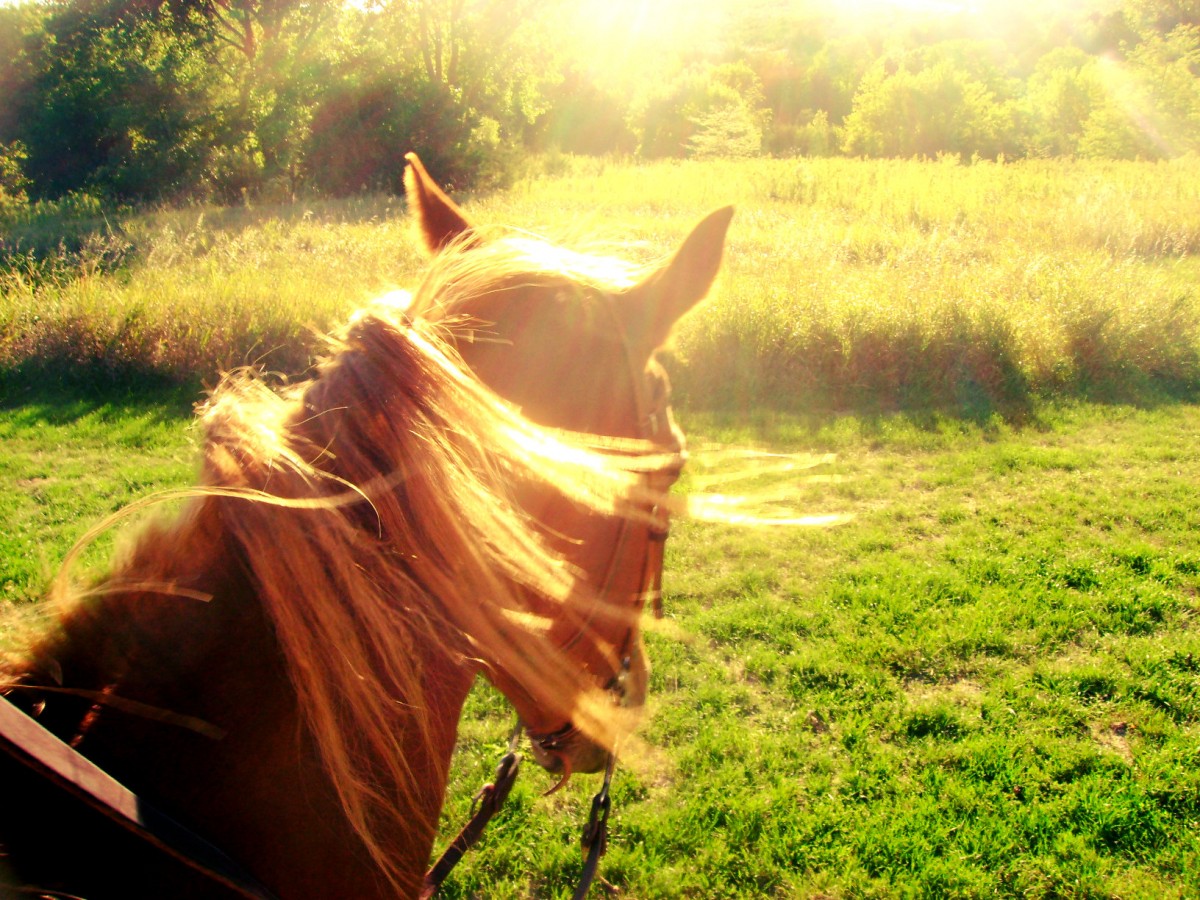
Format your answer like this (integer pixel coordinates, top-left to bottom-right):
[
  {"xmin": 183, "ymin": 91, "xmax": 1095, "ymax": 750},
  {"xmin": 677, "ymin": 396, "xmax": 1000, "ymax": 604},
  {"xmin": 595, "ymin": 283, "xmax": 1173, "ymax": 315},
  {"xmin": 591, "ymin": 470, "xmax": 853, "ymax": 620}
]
[
  {"xmin": 2, "ymin": 157, "xmax": 1200, "ymax": 896},
  {"xmin": 436, "ymin": 403, "xmax": 1200, "ymax": 899},
  {"xmin": 1, "ymin": 398, "xmax": 1197, "ymax": 897}
]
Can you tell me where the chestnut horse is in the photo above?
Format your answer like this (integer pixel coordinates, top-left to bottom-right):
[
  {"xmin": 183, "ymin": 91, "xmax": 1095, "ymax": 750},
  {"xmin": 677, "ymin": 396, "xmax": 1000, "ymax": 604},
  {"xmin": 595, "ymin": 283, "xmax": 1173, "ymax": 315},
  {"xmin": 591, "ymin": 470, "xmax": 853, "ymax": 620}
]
[{"xmin": 0, "ymin": 155, "xmax": 731, "ymax": 899}]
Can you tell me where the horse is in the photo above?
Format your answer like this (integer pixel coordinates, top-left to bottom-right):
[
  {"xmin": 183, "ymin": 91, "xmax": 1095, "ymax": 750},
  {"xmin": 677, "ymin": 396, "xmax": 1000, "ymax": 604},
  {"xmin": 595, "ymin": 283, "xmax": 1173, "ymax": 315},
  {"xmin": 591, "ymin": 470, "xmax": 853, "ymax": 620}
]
[{"xmin": 0, "ymin": 154, "xmax": 732, "ymax": 899}]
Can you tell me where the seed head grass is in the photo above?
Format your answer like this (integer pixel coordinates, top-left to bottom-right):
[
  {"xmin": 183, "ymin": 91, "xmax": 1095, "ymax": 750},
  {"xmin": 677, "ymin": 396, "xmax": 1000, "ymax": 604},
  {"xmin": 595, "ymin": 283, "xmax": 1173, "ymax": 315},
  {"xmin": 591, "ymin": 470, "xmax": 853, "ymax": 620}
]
[{"xmin": 3, "ymin": 157, "xmax": 1199, "ymax": 415}]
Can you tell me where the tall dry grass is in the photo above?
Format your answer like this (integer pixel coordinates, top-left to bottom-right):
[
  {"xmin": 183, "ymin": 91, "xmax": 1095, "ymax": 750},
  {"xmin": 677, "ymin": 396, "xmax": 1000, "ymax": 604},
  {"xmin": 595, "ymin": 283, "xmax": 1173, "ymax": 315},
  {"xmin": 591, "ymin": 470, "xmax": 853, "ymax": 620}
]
[
  {"xmin": 3, "ymin": 156, "xmax": 1199, "ymax": 414},
  {"xmin": 0, "ymin": 196, "xmax": 421, "ymax": 384}
]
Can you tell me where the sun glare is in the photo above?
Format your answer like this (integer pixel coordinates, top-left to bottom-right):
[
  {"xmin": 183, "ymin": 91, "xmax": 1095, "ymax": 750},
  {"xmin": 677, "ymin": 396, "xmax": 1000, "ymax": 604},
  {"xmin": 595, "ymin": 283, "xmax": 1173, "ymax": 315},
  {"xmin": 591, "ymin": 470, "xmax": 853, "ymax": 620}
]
[
  {"xmin": 835, "ymin": 0, "xmax": 965, "ymax": 13},
  {"xmin": 572, "ymin": 0, "xmax": 685, "ymax": 38},
  {"xmin": 560, "ymin": 0, "xmax": 1011, "ymax": 80},
  {"xmin": 562, "ymin": 0, "xmax": 726, "ymax": 83}
]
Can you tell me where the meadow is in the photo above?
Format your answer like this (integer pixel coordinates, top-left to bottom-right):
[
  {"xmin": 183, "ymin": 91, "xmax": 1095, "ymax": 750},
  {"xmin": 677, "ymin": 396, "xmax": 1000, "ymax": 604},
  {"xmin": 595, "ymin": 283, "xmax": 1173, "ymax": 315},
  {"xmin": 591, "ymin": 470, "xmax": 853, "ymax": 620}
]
[
  {"xmin": 2, "ymin": 157, "xmax": 1200, "ymax": 897},
  {"xmin": 3, "ymin": 156, "xmax": 1200, "ymax": 414}
]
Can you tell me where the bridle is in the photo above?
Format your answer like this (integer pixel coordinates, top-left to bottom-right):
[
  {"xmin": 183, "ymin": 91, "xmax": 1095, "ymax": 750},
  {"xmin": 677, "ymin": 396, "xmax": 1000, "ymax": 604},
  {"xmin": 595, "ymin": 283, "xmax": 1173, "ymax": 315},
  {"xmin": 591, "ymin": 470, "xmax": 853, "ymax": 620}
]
[
  {"xmin": 423, "ymin": 292, "xmax": 686, "ymax": 898},
  {"xmin": 525, "ymin": 290, "xmax": 684, "ymax": 767}
]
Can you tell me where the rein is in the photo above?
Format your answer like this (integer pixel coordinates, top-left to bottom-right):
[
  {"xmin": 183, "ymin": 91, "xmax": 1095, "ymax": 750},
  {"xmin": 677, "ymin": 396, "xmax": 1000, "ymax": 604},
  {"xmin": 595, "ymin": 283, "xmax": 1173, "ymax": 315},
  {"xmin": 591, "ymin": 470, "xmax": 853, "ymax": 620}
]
[{"xmin": 419, "ymin": 721, "xmax": 524, "ymax": 899}]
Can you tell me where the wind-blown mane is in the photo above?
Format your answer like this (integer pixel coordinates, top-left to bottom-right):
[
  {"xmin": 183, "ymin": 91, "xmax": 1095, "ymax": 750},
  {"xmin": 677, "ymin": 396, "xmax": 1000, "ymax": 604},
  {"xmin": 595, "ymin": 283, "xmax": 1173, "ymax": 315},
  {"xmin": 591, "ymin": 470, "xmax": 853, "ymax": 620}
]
[{"xmin": 9, "ymin": 305, "xmax": 679, "ymax": 896}]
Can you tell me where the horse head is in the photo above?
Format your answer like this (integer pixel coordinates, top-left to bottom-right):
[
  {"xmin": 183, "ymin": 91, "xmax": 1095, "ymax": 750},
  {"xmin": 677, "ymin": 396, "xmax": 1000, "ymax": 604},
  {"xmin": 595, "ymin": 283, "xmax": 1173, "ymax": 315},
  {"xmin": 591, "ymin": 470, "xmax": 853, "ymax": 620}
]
[{"xmin": 404, "ymin": 154, "xmax": 732, "ymax": 779}]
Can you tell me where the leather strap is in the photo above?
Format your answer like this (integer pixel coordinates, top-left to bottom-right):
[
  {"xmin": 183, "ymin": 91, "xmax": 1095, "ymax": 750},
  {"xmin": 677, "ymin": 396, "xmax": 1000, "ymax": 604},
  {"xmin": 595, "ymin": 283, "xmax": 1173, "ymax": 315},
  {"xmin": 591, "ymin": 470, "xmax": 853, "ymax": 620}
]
[
  {"xmin": 0, "ymin": 697, "xmax": 278, "ymax": 900},
  {"xmin": 420, "ymin": 749, "xmax": 522, "ymax": 899}
]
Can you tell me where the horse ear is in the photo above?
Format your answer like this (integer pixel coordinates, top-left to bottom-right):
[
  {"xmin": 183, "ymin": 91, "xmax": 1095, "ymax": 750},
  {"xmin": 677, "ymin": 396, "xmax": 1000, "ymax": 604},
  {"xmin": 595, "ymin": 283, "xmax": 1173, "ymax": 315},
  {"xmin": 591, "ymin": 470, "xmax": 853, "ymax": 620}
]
[
  {"xmin": 404, "ymin": 152, "xmax": 477, "ymax": 254},
  {"xmin": 622, "ymin": 206, "xmax": 734, "ymax": 353}
]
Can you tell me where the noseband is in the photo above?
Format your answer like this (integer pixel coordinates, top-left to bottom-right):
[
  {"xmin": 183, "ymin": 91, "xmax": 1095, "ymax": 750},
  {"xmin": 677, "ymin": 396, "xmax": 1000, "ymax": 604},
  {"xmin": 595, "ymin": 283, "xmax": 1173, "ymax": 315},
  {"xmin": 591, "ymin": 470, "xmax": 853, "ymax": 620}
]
[{"xmin": 424, "ymin": 293, "xmax": 686, "ymax": 898}]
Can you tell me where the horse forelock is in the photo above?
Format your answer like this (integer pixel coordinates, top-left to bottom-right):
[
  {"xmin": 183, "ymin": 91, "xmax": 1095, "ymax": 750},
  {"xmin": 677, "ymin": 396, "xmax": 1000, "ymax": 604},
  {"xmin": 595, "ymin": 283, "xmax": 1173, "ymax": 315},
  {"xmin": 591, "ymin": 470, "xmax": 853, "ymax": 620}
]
[
  {"xmin": 407, "ymin": 230, "xmax": 647, "ymax": 325},
  {"xmin": 194, "ymin": 307, "xmax": 675, "ymax": 894}
]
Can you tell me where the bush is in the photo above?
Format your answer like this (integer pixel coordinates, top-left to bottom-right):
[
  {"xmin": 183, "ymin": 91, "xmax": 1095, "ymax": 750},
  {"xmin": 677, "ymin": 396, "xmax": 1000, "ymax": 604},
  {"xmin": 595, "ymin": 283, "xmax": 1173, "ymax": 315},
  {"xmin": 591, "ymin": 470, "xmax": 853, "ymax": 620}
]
[
  {"xmin": 688, "ymin": 103, "xmax": 764, "ymax": 159},
  {"xmin": 633, "ymin": 62, "xmax": 770, "ymax": 159},
  {"xmin": 0, "ymin": 142, "xmax": 29, "ymax": 220},
  {"xmin": 305, "ymin": 77, "xmax": 516, "ymax": 196}
]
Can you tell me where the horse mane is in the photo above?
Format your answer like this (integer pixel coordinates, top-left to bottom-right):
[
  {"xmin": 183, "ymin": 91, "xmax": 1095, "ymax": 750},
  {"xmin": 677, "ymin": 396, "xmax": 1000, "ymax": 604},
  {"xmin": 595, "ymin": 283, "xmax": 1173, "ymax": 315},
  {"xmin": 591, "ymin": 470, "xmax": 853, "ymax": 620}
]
[
  {"xmin": 7, "ymin": 305, "xmax": 679, "ymax": 896},
  {"xmin": 214, "ymin": 306, "xmax": 685, "ymax": 890}
]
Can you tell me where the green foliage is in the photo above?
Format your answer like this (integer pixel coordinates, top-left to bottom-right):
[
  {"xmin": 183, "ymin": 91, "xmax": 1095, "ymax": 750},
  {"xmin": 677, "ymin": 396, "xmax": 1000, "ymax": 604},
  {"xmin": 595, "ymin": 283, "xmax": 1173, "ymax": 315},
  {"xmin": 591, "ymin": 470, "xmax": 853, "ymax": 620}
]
[
  {"xmin": 0, "ymin": 143, "xmax": 30, "ymax": 220},
  {"xmin": 0, "ymin": 0, "xmax": 548, "ymax": 203},
  {"xmin": 632, "ymin": 62, "xmax": 770, "ymax": 159},
  {"xmin": 4, "ymin": 0, "xmax": 1200, "ymax": 202},
  {"xmin": 1020, "ymin": 37, "xmax": 1200, "ymax": 160},
  {"xmin": 319, "ymin": 0, "xmax": 558, "ymax": 192},
  {"xmin": 1123, "ymin": 0, "xmax": 1200, "ymax": 36},
  {"xmin": 531, "ymin": 72, "xmax": 637, "ymax": 156},
  {"xmin": 305, "ymin": 76, "xmax": 484, "ymax": 196},
  {"xmin": 14, "ymin": 0, "xmax": 222, "ymax": 202},
  {"xmin": 1120, "ymin": 25, "xmax": 1200, "ymax": 155},
  {"xmin": 687, "ymin": 104, "xmax": 764, "ymax": 160},
  {"xmin": 841, "ymin": 50, "xmax": 1020, "ymax": 159},
  {"xmin": 1024, "ymin": 48, "xmax": 1106, "ymax": 156},
  {"xmin": 794, "ymin": 110, "xmax": 838, "ymax": 157}
]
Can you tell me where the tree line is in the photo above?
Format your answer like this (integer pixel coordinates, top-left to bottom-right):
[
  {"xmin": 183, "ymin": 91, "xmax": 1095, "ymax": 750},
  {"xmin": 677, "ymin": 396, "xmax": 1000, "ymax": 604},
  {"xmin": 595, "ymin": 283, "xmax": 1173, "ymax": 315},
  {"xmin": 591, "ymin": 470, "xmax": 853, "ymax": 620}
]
[{"xmin": 0, "ymin": 0, "xmax": 1197, "ymax": 208}]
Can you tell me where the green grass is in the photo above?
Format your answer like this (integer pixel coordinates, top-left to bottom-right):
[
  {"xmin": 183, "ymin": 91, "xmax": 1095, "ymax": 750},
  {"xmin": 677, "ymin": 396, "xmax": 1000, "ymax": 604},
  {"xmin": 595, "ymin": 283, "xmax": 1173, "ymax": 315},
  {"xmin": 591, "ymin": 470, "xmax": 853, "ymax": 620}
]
[
  {"xmin": 5, "ymin": 397, "xmax": 1197, "ymax": 897},
  {"xmin": 3, "ymin": 157, "xmax": 1199, "ymax": 413},
  {"xmin": 435, "ymin": 402, "xmax": 1200, "ymax": 898},
  {"xmin": 0, "ymin": 386, "xmax": 196, "ymax": 639}
]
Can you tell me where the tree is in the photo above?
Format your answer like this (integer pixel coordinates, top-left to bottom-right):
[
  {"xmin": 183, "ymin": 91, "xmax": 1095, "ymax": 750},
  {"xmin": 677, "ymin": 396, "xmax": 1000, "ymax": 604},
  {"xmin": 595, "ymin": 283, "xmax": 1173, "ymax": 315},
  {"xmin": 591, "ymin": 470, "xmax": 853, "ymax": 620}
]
[
  {"xmin": 305, "ymin": 69, "xmax": 496, "ymax": 195},
  {"xmin": 0, "ymin": 141, "xmax": 30, "ymax": 220},
  {"xmin": 687, "ymin": 104, "xmax": 764, "ymax": 158},
  {"xmin": 303, "ymin": 0, "xmax": 563, "ymax": 192},
  {"xmin": 1123, "ymin": 0, "xmax": 1200, "ymax": 36},
  {"xmin": 1023, "ymin": 48, "xmax": 1105, "ymax": 156},
  {"xmin": 372, "ymin": 1, "xmax": 561, "ymax": 134},
  {"xmin": 632, "ymin": 62, "xmax": 770, "ymax": 158},
  {"xmin": 841, "ymin": 51, "xmax": 1019, "ymax": 158},
  {"xmin": 182, "ymin": 0, "xmax": 340, "ymax": 199},
  {"xmin": 1123, "ymin": 24, "xmax": 1200, "ymax": 154},
  {"xmin": 1076, "ymin": 97, "xmax": 1161, "ymax": 158},
  {"xmin": 529, "ymin": 71, "xmax": 637, "ymax": 156},
  {"xmin": 17, "ymin": 0, "xmax": 221, "ymax": 201},
  {"xmin": 1023, "ymin": 34, "xmax": 1200, "ymax": 161},
  {"xmin": 0, "ymin": 3, "xmax": 48, "ymax": 148}
]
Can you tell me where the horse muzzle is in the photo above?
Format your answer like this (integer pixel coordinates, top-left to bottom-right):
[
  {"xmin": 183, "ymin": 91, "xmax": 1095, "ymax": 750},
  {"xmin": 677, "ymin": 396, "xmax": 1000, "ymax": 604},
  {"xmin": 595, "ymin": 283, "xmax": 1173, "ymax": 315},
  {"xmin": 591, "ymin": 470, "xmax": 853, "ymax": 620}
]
[
  {"xmin": 528, "ymin": 723, "xmax": 610, "ymax": 783},
  {"xmin": 528, "ymin": 642, "xmax": 650, "ymax": 787}
]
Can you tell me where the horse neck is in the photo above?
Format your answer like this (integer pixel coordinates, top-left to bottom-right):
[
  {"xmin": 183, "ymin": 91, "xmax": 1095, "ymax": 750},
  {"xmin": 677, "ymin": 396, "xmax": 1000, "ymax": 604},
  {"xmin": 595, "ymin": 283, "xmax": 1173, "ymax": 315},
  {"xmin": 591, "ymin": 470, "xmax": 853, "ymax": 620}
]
[
  {"xmin": 6, "ymin": 496, "xmax": 475, "ymax": 899},
  {"xmin": 8, "ymin": 499, "xmax": 239, "ymax": 738}
]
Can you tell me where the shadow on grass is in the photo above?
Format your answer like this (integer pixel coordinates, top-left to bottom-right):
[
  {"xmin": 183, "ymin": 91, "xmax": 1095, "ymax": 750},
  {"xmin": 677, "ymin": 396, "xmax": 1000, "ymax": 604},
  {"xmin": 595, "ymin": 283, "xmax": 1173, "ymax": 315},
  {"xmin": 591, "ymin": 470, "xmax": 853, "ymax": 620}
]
[
  {"xmin": 0, "ymin": 362, "xmax": 200, "ymax": 426},
  {"xmin": 4, "ymin": 354, "xmax": 1198, "ymax": 441},
  {"xmin": 678, "ymin": 378, "xmax": 1200, "ymax": 446},
  {"xmin": 0, "ymin": 212, "xmax": 136, "ymax": 287}
]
